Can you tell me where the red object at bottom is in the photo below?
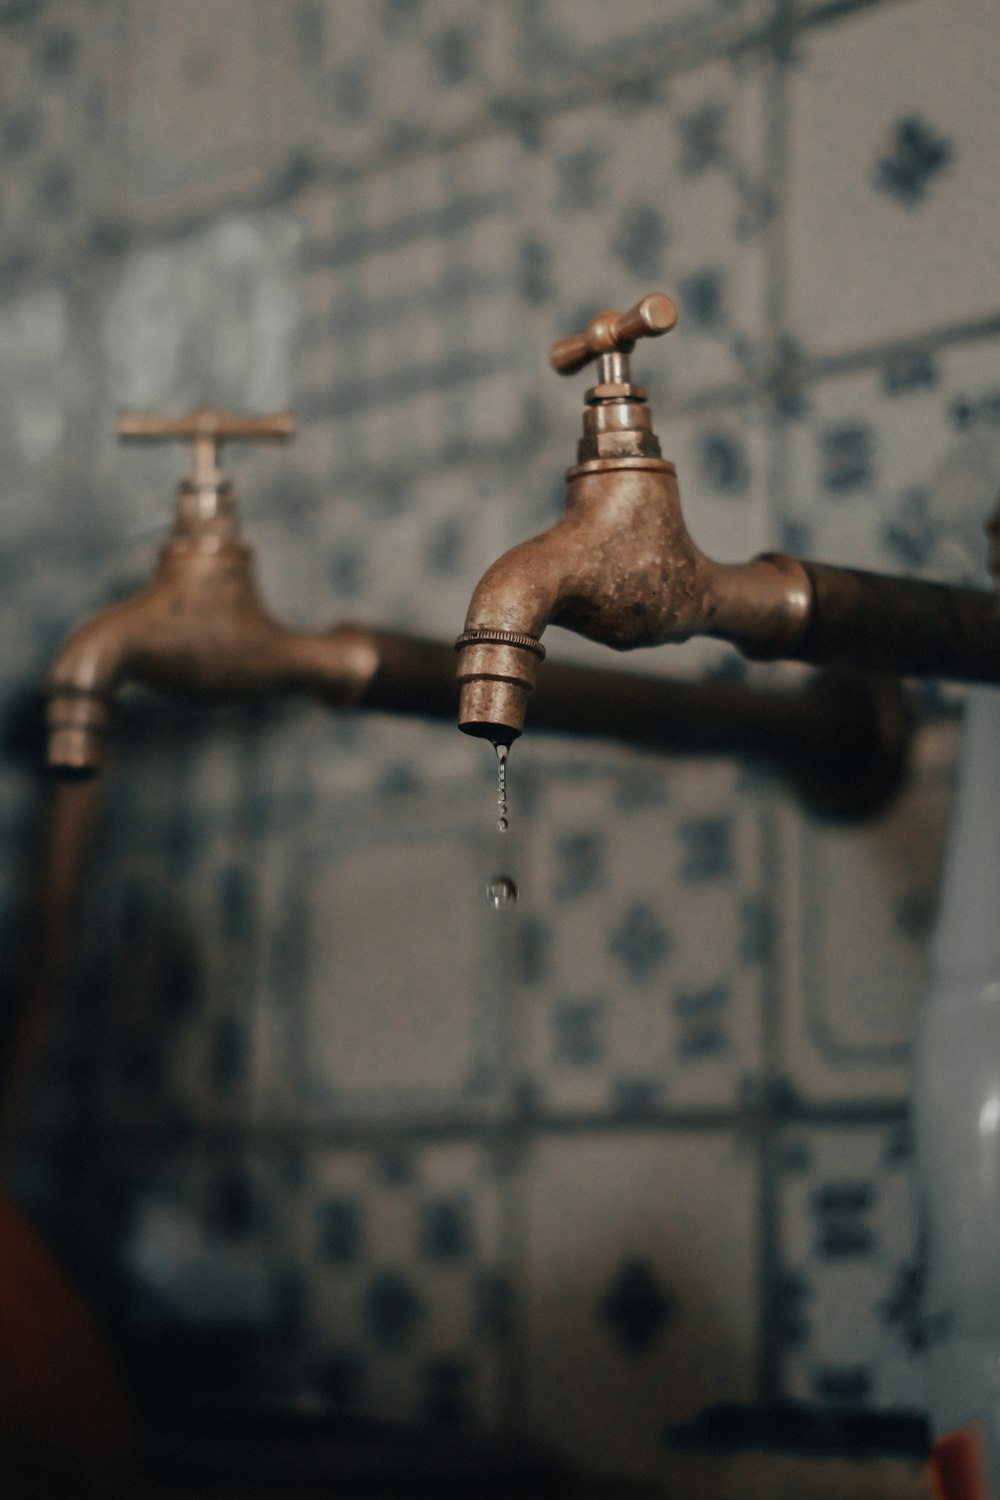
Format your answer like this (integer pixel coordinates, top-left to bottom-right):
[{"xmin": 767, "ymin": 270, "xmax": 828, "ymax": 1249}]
[{"xmin": 933, "ymin": 1425, "xmax": 994, "ymax": 1500}]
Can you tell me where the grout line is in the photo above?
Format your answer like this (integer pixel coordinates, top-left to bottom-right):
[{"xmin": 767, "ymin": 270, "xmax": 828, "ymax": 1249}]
[
  {"xmin": 798, "ymin": 0, "xmax": 917, "ymax": 30},
  {"xmin": 756, "ymin": 0, "xmax": 795, "ymax": 1409},
  {"xmin": 36, "ymin": 1094, "xmax": 909, "ymax": 1157}
]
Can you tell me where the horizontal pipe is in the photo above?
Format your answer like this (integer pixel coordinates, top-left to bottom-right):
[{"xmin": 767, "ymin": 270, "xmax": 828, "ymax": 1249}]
[
  {"xmin": 791, "ymin": 561, "xmax": 1000, "ymax": 683},
  {"xmin": 25, "ymin": 626, "xmax": 914, "ymax": 821},
  {"xmin": 362, "ymin": 630, "xmax": 912, "ymax": 820}
]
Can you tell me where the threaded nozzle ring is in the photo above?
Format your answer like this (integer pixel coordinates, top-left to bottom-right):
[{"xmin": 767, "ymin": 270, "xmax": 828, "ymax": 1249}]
[{"xmin": 454, "ymin": 628, "xmax": 546, "ymax": 659}]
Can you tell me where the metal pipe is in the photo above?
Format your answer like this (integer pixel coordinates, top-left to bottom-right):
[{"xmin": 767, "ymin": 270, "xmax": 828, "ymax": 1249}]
[
  {"xmin": 0, "ymin": 776, "xmax": 104, "ymax": 1165},
  {"xmin": 364, "ymin": 629, "xmax": 911, "ymax": 818},
  {"xmin": 789, "ymin": 559, "xmax": 1000, "ymax": 681}
]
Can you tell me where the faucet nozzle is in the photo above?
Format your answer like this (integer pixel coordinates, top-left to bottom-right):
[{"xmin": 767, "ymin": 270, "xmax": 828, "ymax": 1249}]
[{"xmin": 455, "ymin": 628, "xmax": 546, "ymax": 745}]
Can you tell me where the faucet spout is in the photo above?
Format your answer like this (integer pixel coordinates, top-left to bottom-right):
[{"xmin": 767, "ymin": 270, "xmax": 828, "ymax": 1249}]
[
  {"xmin": 456, "ymin": 455, "xmax": 811, "ymax": 742},
  {"xmin": 46, "ymin": 528, "xmax": 383, "ymax": 774}
]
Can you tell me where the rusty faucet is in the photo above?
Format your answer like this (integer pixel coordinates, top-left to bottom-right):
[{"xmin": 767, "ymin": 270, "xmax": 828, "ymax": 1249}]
[
  {"xmin": 45, "ymin": 399, "xmax": 911, "ymax": 818},
  {"xmin": 47, "ymin": 406, "xmax": 391, "ymax": 774},
  {"xmin": 455, "ymin": 293, "xmax": 1000, "ymax": 745}
]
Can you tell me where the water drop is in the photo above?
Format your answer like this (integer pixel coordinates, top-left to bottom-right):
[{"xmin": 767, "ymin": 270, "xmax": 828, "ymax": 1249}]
[
  {"xmin": 493, "ymin": 742, "xmax": 509, "ymax": 833},
  {"xmin": 487, "ymin": 874, "xmax": 518, "ymax": 909}
]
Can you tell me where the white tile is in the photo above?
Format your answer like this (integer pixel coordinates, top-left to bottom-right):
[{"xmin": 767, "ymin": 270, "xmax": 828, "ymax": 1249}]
[
  {"xmin": 291, "ymin": 792, "xmax": 507, "ymax": 1119},
  {"xmin": 787, "ymin": 0, "xmax": 1000, "ymax": 356},
  {"xmin": 124, "ymin": 0, "xmax": 290, "ymax": 216},
  {"xmin": 522, "ymin": 1130, "xmax": 758, "ymax": 1486},
  {"xmin": 779, "ymin": 717, "xmax": 958, "ymax": 1104}
]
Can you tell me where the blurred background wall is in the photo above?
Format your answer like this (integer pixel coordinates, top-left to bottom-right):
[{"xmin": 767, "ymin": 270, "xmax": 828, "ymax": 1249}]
[{"xmin": 1, "ymin": 0, "xmax": 999, "ymax": 1489}]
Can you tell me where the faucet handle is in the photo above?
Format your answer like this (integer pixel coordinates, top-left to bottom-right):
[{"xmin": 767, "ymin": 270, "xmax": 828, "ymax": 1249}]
[
  {"xmin": 549, "ymin": 293, "xmax": 678, "ymax": 376},
  {"xmin": 116, "ymin": 404, "xmax": 296, "ymax": 485}
]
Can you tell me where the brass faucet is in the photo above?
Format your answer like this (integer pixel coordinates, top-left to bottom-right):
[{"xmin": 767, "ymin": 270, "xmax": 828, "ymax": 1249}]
[
  {"xmin": 44, "ymin": 401, "xmax": 911, "ymax": 819},
  {"xmin": 46, "ymin": 406, "xmax": 393, "ymax": 775},
  {"xmin": 455, "ymin": 293, "xmax": 1000, "ymax": 745}
]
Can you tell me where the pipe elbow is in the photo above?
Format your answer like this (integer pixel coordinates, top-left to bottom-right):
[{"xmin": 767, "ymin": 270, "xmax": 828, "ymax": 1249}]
[
  {"xmin": 455, "ymin": 530, "xmax": 566, "ymax": 744},
  {"xmin": 46, "ymin": 607, "xmax": 134, "ymax": 776}
]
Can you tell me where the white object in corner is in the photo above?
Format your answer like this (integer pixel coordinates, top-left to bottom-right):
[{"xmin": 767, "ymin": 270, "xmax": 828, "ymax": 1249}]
[{"xmin": 913, "ymin": 688, "xmax": 1000, "ymax": 1500}]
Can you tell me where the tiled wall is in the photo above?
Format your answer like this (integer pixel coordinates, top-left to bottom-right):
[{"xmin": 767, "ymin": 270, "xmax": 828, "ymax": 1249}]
[{"xmin": 2, "ymin": 0, "xmax": 1000, "ymax": 1488}]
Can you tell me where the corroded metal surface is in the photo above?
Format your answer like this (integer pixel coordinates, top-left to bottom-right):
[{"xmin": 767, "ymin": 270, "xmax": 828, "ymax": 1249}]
[{"xmin": 456, "ymin": 294, "xmax": 1000, "ymax": 745}]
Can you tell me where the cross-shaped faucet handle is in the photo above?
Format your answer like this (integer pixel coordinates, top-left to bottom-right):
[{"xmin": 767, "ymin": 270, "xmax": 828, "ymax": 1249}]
[
  {"xmin": 116, "ymin": 404, "xmax": 296, "ymax": 485},
  {"xmin": 549, "ymin": 293, "xmax": 678, "ymax": 377}
]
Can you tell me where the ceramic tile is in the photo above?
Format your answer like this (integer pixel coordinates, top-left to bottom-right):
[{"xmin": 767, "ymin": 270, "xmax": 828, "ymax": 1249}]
[
  {"xmin": 776, "ymin": 1122, "xmax": 925, "ymax": 1411},
  {"xmin": 786, "ymin": 0, "xmax": 1000, "ymax": 357},
  {"xmin": 778, "ymin": 716, "xmax": 957, "ymax": 1104},
  {"xmin": 0, "ymin": 0, "xmax": 128, "ymax": 284},
  {"xmin": 511, "ymin": 752, "xmax": 767, "ymax": 1115},
  {"xmin": 90, "ymin": 816, "xmax": 282, "ymax": 1130},
  {"xmin": 780, "ymin": 341, "xmax": 1000, "ymax": 585},
  {"xmin": 521, "ymin": 1130, "xmax": 758, "ymax": 1486},
  {"xmin": 285, "ymin": 0, "xmax": 517, "ymax": 171},
  {"xmin": 508, "ymin": 0, "xmax": 775, "ymax": 92},
  {"xmin": 293, "ymin": 55, "xmax": 771, "ymax": 498},
  {"xmin": 4, "ymin": 0, "xmax": 996, "ymax": 1461},
  {"xmin": 0, "ymin": 287, "xmax": 76, "ymax": 543},
  {"xmin": 517, "ymin": 52, "xmax": 773, "ymax": 402},
  {"xmin": 291, "ymin": 1139, "xmax": 506, "ymax": 1425},
  {"xmin": 99, "ymin": 211, "xmax": 302, "ymax": 416},
  {"xmin": 311, "ymin": 452, "xmax": 535, "ymax": 651},
  {"xmin": 294, "ymin": 133, "xmax": 534, "ymax": 489},
  {"xmin": 123, "ymin": 0, "xmax": 291, "ymax": 219},
  {"xmin": 279, "ymin": 787, "xmax": 509, "ymax": 1121}
]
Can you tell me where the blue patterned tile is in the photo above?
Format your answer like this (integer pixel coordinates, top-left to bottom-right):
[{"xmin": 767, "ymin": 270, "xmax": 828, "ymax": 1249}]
[
  {"xmin": 285, "ymin": 1, "xmax": 516, "ymax": 172},
  {"xmin": 420, "ymin": 1198, "xmax": 474, "ymax": 1261},
  {"xmin": 608, "ymin": 900, "xmax": 673, "ymax": 983},
  {"xmin": 7, "ymin": 0, "xmax": 997, "ymax": 1469},
  {"xmin": 295, "ymin": 1141, "xmax": 505, "ymax": 1426},
  {"xmin": 552, "ymin": 995, "xmax": 608, "ymax": 1068},
  {"xmin": 776, "ymin": 1124, "xmax": 924, "ymax": 1411},
  {"xmin": 366, "ymin": 1269, "xmax": 425, "ymax": 1352},
  {"xmin": 317, "ymin": 1199, "xmax": 365, "ymax": 1265},
  {"xmin": 873, "ymin": 115, "xmax": 954, "ymax": 209},
  {"xmin": 787, "ymin": 0, "xmax": 1000, "ymax": 354},
  {"xmin": 518, "ymin": 757, "xmax": 766, "ymax": 1114},
  {"xmin": 783, "ymin": 341, "xmax": 1000, "ymax": 586},
  {"xmin": 526, "ymin": 56, "xmax": 771, "ymax": 401}
]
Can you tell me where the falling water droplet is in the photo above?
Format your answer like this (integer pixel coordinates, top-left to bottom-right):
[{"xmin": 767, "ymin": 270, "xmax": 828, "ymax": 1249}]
[
  {"xmin": 486, "ymin": 874, "xmax": 518, "ymax": 909},
  {"xmin": 494, "ymin": 742, "xmax": 509, "ymax": 833}
]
